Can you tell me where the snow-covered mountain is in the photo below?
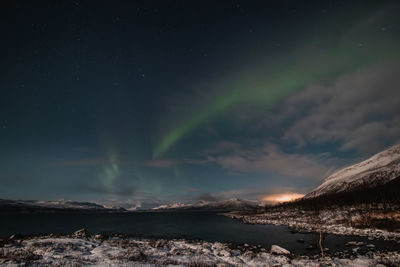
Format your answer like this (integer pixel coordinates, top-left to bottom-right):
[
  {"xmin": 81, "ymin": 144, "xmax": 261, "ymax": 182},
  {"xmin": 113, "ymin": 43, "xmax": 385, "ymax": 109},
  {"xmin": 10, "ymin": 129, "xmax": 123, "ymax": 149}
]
[
  {"xmin": 305, "ymin": 144, "xmax": 400, "ymax": 199},
  {"xmin": 0, "ymin": 199, "xmax": 126, "ymax": 212},
  {"xmin": 152, "ymin": 198, "xmax": 258, "ymax": 212},
  {"xmin": 152, "ymin": 202, "xmax": 187, "ymax": 210}
]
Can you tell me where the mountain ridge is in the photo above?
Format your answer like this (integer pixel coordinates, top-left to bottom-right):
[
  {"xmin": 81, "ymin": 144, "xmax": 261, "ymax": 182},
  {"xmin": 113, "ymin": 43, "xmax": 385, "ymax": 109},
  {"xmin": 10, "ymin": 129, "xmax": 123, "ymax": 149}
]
[
  {"xmin": 305, "ymin": 144, "xmax": 400, "ymax": 199},
  {"xmin": 151, "ymin": 198, "xmax": 259, "ymax": 212},
  {"xmin": 0, "ymin": 199, "xmax": 127, "ymax": 213}
]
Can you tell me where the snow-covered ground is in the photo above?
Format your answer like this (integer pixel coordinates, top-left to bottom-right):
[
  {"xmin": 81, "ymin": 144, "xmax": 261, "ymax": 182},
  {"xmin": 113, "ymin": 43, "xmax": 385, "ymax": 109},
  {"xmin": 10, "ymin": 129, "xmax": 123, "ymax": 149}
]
[
  {"xmin": 1, "ymin": 234, "xmax": 399, "ymax": 266},
  {"xmin": 225, "ymin": 204, "xmax": 400, "ymax": 242}
]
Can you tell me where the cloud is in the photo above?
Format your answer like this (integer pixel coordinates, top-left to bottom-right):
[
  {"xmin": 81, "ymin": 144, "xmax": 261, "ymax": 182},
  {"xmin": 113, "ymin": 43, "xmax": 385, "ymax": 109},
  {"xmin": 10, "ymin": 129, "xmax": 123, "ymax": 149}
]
[
  {"xmin": 217, "ymin": 186, "xmax": 309, "ymax": 202},
  {"xmin": 74, "ymin": 183, "xmax": 137, "ymax": 197},
  {"xmin": 207, "ymin": 143, "xmax": 337, "ymax": 179},
  {"xmin": 0, "ymin": 173, "xmax": 30, "ymax": 186},
  {"xmin": 53, "ymin": 157, "xmax": 109, "ymax": 166},
  {"xmin": 202, "ymin": 141, "xmax": 242, "ymax": 154},
  {"xmin": 184, "ymin": 187, "xmax": 201, "ymax": 192},
  {"xmin": 72, "ymin": 147, "xmax": 96, "ymax": 154},
  {"xmin": 195, "ymin": 192, "xmax": 218, "ymax": 202},
  {"xmin": 143, "ymin": 159, "xmax": 178, "ymax": 168},
  {"xmin": 280, "ymin": 61, "xmax": 400, "ymax": 154}
]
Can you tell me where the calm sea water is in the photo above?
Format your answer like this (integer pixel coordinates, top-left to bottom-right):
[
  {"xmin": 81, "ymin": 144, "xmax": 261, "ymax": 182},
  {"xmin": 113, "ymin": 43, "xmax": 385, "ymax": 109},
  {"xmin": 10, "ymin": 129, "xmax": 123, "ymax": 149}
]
[{"xmin": 0, "ymin": 212, "xmax": 398, "ymax": 254}]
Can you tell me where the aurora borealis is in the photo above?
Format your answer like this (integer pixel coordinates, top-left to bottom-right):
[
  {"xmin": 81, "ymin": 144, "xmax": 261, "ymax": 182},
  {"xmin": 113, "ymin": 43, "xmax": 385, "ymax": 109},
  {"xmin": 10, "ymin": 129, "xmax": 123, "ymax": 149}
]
[
  {"xmin": 154, "ymin": 40, "xmax": 399, "ymax": 158},
  {"xmin": 1, "ymin": 1, "xmax": 400, "ymax": 209}
]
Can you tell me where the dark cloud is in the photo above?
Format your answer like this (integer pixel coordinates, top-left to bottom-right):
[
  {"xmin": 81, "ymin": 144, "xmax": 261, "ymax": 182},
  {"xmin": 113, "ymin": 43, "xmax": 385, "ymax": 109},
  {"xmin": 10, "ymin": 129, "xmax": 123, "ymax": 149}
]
[
  {"xmin": 143, "ymin": 159, "xmax": 178, "ymax": 168},
  {"xmin": 75, "ymin": 183, "xmax": 137, "ymax": 197},
  {"xmin": 184, "ymin": 187, "xmax": 201, "ymax": 192},
  {"xmin": 0, "ymin": 173, "xmax": 30, "ymax": 188},
  {"xmin": 280, "ymin": 61, "xmax": 400, "ymax": 154},
  {"xmin": 195, "ymin": 192, "xmax": 218, "ymax": 202},
  {"xmin": 203, "ymin": 141, "xmax": 242, "ymax": 155},
  {"xmin": 218, "ymin": 186, "xmax": 310, "ymax": 202},
  {"xmin": 53, "ymin": 157, "xmax": 110, "ymax": 167},
  {"xmin": 191, "ymin": 142, "xmax": 338, "ymax": 179}
]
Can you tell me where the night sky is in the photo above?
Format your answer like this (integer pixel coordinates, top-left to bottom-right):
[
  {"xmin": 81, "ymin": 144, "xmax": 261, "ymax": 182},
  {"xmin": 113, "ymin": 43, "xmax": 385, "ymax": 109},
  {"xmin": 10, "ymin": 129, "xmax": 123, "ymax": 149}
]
[{"xmin": 1, "ymin": 1, "xmax": 400, "ymax": 209}]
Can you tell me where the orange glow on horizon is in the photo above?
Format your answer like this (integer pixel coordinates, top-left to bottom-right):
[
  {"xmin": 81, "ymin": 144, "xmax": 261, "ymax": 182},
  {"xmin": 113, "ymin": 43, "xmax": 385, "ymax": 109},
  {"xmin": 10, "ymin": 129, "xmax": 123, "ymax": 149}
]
[{"xmin": 261, "ymin": 193, "xmax": 305, "ymax": 204}]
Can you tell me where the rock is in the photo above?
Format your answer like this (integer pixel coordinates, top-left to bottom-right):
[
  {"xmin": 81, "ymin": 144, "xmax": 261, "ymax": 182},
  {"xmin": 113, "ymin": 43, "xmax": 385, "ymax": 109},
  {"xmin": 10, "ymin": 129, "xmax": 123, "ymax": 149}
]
[
  {"xmin": 94, "ymin": 234, "xmax": 102, "ymax": 239},
  {"xmin": 9, "ymin": 234, "xmax": 15, "ymax": 240},
  {"xmin": 218, "ymin": 249, "xmax": 231, "ymax": 257},
  {"xmin": 155, "ymin": 240, "xmax": 167, "ymax": 248},
  {"xmin": 352, "ymin": 247, "xmax": 361, "ymax": 253},
  {"xmin": 366, "ymin": 244, "xmax": 375, "ymax": 248},
  {"xmin": 73, "ymin": 228, "xmax": 88, "ymax": 238},
  {"xmin": 270, "ymin": 245, "xmax": 290, "ymax": 255}
]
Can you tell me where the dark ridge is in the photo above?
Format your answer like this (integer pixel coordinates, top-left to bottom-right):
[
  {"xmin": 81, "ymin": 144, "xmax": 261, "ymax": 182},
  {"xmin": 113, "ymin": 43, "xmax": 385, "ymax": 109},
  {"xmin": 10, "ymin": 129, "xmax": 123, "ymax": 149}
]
[
  {"xmin": 263, "ymin": 175, "xmax": 400, "ymax": 211},
  {"xmin": 65, "ymin": 201, "xmax": 107, "ymax": 209},
  {"xmin": 0, "ymin": 199, "xmax": 127, "ymax": 213}
]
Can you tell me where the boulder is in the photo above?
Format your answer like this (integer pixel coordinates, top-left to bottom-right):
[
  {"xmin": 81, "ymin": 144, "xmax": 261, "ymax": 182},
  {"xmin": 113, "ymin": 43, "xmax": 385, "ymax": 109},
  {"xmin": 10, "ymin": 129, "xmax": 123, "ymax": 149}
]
[
  {"xmin": 73, "ymin": 228, "xmax": 88, "ymax": 238},
  {"xmin": 94, "ymin": 234, "xmax": 103, "ymax": 239},
  {"xmin": 270, "ymin": 245, "xmax": 290, "ymax": 255}
]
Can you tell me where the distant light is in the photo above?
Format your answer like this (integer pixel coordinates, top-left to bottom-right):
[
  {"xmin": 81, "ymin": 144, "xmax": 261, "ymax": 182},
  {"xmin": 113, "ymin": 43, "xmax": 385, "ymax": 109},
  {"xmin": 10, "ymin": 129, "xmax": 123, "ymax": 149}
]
[{"xmin": 261, "ymin": 193, "xmax": 305, "ymax": 204}]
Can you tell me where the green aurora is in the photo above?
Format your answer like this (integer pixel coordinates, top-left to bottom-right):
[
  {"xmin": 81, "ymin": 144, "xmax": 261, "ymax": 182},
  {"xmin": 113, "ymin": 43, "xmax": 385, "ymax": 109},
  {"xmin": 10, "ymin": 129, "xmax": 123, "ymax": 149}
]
[{"xmin": 153, "ymin": 41, "xmax": 399, "ymax": 158}]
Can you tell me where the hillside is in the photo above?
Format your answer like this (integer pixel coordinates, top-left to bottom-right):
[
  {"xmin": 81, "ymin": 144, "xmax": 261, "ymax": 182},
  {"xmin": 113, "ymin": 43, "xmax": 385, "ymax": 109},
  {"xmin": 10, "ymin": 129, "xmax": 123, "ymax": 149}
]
[{"xmin": 305, "ymin": 144, "xmax": 400, "ymax": 200}]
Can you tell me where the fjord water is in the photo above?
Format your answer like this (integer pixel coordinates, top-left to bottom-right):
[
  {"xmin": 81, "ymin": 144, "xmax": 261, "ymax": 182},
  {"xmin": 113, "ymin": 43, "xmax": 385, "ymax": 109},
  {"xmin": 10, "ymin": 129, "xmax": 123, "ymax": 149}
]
[{"xmin": 0, "ymin": 212, "xmax": 398, "ymax": 254}]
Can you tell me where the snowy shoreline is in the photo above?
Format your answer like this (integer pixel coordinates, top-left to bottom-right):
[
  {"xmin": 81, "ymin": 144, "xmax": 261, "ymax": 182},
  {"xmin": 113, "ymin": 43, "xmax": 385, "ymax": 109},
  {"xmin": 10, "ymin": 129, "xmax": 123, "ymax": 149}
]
[
  {"xmin": 223, "ymin": 206, "xmax": 400, "ymax": 242},
  {"xmin": 1, "ymin": 232, "xmax": 400, "ymax": 266}
]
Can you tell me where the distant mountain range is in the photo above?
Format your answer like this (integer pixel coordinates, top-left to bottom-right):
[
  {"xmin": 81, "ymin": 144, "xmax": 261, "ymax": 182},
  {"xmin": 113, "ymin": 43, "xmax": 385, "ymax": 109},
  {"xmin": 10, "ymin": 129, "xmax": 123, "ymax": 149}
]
[
  {"xmin": 151, "ymin": 198, "xmax": 259, "ymax": 212},
  {"xmin": 0, "ymin": 198, "xmax": 259, "ymax": 213},
  {"xmin": 3, "ymin": 145, "xmax": 399, "ymax": 213},
  {"xmin": 0, "ymin": 199, "xmax": 126, "ymax": 213}
]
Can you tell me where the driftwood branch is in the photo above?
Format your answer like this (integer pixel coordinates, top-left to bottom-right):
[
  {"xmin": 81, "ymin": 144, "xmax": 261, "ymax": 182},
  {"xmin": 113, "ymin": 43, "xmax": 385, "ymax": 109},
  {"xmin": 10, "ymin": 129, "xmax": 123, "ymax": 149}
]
[{"xmin": 319, "ymin": 230, "xmax": 324, "ymax": 258}]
